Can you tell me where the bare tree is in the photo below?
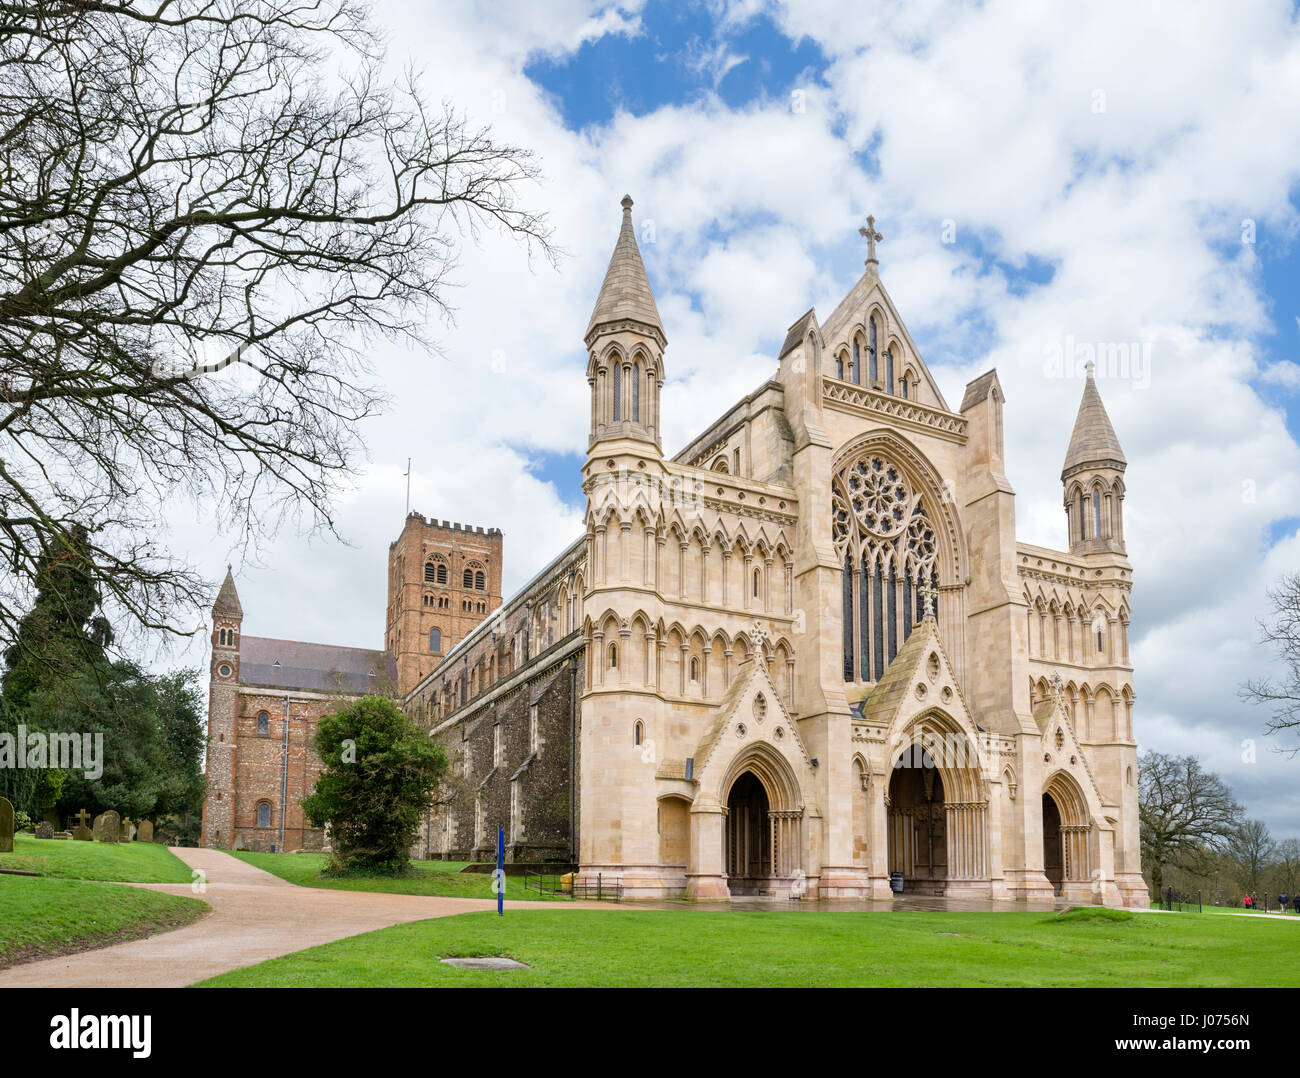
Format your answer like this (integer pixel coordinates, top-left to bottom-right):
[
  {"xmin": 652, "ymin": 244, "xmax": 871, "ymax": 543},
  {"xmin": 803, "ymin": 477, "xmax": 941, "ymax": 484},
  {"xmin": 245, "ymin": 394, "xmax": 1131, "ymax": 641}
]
[
  {"xmin": 0, "ymin": 1, "xmax": 554, "ymax": 653},
  {"xmin": 1242, "ymin": 571, "xmax": 1300, "ymax": 756},
  {"xmin": 1138, "ymin": 750, "xmax": 1242, "ymax": 896},
  {"xmin": 1226, "ymin": 818, "xmax": 1276, "ymax": 898},
  {"xmin": 1270, "ymin": 837, "xmax": 1299, "ymax": 896}
]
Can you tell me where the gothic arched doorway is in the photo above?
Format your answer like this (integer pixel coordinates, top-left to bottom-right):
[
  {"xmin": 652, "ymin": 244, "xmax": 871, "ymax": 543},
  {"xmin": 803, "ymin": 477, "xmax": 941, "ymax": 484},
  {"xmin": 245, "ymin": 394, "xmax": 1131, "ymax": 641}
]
[
  {"xmin": 1042, "ymin": 793, "xmax": 1063, "ymax": 893},
  {"xmin": 887, "ymin": 749, "xmax": 948, "ymax": 890},
  {"xmin": 726, "ymin": 772, "xmax": 772, "ymax": 894}
]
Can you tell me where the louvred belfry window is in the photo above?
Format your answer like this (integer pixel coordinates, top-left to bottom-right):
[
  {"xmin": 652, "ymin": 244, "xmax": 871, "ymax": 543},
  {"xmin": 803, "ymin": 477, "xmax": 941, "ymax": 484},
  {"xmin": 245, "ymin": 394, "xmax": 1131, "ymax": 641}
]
[{"xmin": 832, "ymin": 453, "xmax": 938, "ymax": 682}]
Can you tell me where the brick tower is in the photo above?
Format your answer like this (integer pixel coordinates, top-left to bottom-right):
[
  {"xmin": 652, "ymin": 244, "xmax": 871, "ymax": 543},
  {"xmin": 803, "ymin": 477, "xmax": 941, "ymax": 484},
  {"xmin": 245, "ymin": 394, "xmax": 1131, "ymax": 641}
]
[
  {"xmin": 385, "ymin": 513, "xmax": 504, "ymax": 696},
  {"xmin": 200, "ymin": 566, "xmax": 243, "ymax": 848}
]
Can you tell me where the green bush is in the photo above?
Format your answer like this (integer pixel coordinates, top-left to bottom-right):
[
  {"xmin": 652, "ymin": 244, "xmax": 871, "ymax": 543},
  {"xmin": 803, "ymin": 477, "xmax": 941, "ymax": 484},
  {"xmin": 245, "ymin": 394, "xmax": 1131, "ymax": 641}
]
[{"xmin": 301, "ymin": 696, "xmax": 447, "ymax": 874}]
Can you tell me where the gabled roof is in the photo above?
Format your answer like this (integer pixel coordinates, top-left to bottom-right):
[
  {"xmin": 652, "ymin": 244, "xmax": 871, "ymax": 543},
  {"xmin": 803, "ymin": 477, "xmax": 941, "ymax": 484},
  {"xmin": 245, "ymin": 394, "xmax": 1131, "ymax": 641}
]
[
  {"xmin": 238, "ymin": 636, "xmax": 396, "ymax": 694},
  {"xmin": 859, "ymin": 616, "xmax": 943, "ymax": 726},
  {"xmin": 1062, "ymin": 364, "xmax": 1126, "ymax": 478},
  {"xmin": 213, "ymin": 565, "xmax": 243, "ymax": 618},
  {"xmin": 585, "ymin": 194, "xmax": 664, "ymax": 346},
  {"xmin": 779, "ymin": 308, "xmax": 817, "ymax": 360}
]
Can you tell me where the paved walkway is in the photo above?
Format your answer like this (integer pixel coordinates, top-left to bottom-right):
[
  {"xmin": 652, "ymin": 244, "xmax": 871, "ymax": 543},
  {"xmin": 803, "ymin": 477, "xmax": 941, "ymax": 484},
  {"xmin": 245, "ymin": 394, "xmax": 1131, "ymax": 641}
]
[{"xmin": 0, "ymin": 847, "xmax": 571, "ymax": 988}]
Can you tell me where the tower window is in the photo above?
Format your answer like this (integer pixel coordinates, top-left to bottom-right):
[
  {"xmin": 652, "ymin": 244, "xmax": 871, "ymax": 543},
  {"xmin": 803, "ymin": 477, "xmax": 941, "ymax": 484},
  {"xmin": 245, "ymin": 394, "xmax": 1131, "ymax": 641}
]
[
  {"xmin": 609, "ymin": 643, "xmax": 618, "ymax": 668},
  {"xmin": 463, "ymin": 568, "xmax": 473, "ymax": 588},
  {"xmin": 852, "ymin": 339, "xmax": 860, "ymax": 383},
  {"xmin": 257, "ymin": 711, "xmax": 269, "ymax": 736},
  {"xmin": 437, "ymin": 564, "xmax": 447, "ymax": 584},
  {"xmin": 613, "ymin": 361, "xmax": 622, "ymax": 421},
  {"xmin": 836, "ymin": 353, "xmax": 844, "ymax": 379},
  {"xmin": 634, "ymin": 720, "xmax": 644, "ymax": 746},
  {"xmin": 868, "ymin": 319, "xmax": 878, "ymax": 383},
  {"xmin": 885, "ymin": 348, "xmax": 895, "ymax": 394},
  {"xmin": 424, "ymin": 562, "xmax": 436, "ymax": 582},
  {"xmin": 1093, "ymin": 489, "xmax": 1102, "ymax": 538},
  {"xmin": 632, "ymin": 360, "xmax": 640, "ymax": 423},
  {"xmin": 753, "ymin": 568, "xmax": 761, "ymax": 598},
  {"xmin": 689, "ymin": 657, "xmax": 699, "ymax": 681},
  {"xmin": 429, "ymin": 627, "xmax": 442, "ymax": 653},
  {"xmin": 256, "ymin": 802, "xmax": 271, "ymax": 828},
  {"xmin": 475, "ymin": 570, "xmax": 485, "ymax": 590}
]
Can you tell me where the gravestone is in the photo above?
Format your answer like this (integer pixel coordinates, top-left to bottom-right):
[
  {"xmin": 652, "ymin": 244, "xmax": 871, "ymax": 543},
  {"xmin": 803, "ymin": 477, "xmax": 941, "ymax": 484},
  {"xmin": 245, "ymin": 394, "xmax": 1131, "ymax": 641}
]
[
  {"xmin": 137, "ymin": 819, "xmax": 154, "ymax": 843},
  {"xmin": 0, "ymin": 795, "xmax": 12, "ymax": 853},
  {"xmin": 120, "ymin": 816, "xmax": 136, "ymax": 842},
  {"xmin": 72, "ymin": 809, "xmax": 93, "ymax": 841},
  {"xmin": 92, "ymin": 810, "xmax": 120, "ymax": 844},
  {"xmin": 34, "ymin": 820, "xmax": 54, "ymax": 839},
  {"xmin": 52, "ymin": 831, "xmax": 71, "ymax": 840}
]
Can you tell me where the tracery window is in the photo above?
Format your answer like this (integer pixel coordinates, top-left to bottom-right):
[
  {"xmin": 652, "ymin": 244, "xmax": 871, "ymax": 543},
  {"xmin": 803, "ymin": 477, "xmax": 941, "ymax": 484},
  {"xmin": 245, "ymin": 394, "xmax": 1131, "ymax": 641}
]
[
  {"xmin": 1093, "ymin": 489, "xmax": 1102, "ymax": 538},
  {"xmin": 257, "ymin": 802, "xmax": 271, "ymax": 828},
  {"xmin": 832, "ymin": 453, "xmax": 939, "ymax": 682},
  {"xmin": 613, "ymin": 361, "xmax": 622, "ymax": 421},
  {"xmin": 632, "ymin": 361, "xmax": 640, "ymax": 423}
]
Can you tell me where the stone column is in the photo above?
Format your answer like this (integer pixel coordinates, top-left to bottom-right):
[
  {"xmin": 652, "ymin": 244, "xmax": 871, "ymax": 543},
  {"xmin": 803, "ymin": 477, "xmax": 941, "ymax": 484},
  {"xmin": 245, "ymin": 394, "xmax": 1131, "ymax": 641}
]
[{"xmin": 686, "ymin": 797, "xmax": 730, "ymax": 900}]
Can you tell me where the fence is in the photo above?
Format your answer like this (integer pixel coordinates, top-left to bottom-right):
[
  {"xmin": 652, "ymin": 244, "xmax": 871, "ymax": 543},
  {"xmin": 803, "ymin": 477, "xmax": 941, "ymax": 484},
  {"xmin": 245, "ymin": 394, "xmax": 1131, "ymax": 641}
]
[
  {"xmin": 524, "ymin": 867, "xmax": 623, "ymax": 902},
  {"xmin": 1159, "ymin": 887, "xmax": 1202, "ymax": 913}
]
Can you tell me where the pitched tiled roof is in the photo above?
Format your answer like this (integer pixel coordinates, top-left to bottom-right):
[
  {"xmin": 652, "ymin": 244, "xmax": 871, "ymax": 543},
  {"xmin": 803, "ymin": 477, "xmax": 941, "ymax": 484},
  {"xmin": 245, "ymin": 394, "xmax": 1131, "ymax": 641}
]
[{"xmin": 238, "ymin": 635, "xmax": 396, "ymax": 694}]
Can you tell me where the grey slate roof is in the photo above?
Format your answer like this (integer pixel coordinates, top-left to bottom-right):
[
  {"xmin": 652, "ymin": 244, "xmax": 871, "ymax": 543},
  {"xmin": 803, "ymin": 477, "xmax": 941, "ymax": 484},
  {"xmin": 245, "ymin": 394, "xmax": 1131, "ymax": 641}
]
[
  {"xmin": 959, "ymin": 369, "xmax": 1002, "ymax": 412},
  {"xmin": 585, "ymin": 195, "xmax": 664, "ymax": 343},
  {"xmin": 213, "ymin": 566, "xmax": 243, "ymax": 618},
  {"xmin": 1062, "ymin": 368, "xmax": 1126, "ymax": 477},
  {"xmin": 779, "ymin": 308, "xmax": 817, "ymax": 359},
  {"xmin": 238, "ymin": 635, "xmax": 396, "ymax": 693}
]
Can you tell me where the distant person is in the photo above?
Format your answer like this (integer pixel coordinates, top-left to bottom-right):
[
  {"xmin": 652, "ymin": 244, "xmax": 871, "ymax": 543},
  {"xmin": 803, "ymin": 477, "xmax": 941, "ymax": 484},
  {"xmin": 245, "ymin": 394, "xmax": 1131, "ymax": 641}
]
[
  {"xmin": 1281, "ymin": 892, "xmax": 1290, "ymax": 914},
  {"xmin": 1293, "ymin": 893, "xmax": 1300, "ymax": 915},
  {"xmin": 1243, "ymin": 893, "xmax": 1253, "ymax": 909}
]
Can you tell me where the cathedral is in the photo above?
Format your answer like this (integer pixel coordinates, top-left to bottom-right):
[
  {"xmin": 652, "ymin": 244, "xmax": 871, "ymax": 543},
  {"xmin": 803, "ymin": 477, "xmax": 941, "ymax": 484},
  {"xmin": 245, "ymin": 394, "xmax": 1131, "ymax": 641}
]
[{"xmin": 201, "ymin": 195, "xmax": 1147, "ymax": 907}]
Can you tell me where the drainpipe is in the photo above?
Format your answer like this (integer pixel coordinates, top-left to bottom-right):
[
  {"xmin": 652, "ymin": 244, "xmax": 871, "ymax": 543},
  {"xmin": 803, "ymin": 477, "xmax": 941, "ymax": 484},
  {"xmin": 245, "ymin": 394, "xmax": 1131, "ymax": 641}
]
[
  {"xmin": 569, "ymin": 655, "xmax": 577, "ymax": 867},
  {"xmin": 278, "ymin": 695, "xmax": 290, "ymax": 851}
]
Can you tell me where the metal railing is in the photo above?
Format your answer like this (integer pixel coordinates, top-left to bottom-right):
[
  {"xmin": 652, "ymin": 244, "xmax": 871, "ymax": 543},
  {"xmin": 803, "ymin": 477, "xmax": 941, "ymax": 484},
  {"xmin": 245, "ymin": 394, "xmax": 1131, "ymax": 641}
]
[{"xmin": 523, "ymin": 867, "xmax": 622, "ymax": 902}]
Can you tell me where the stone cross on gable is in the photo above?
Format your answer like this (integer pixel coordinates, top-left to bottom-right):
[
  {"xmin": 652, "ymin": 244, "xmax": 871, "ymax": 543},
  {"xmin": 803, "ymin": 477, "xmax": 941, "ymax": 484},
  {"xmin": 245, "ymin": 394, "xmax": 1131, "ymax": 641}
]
[
  {"xmin": 750, "ymin": 619, "xmax": 770, "ymax": 663},
  {"xmin": 918, "ymin": 581, "xmax": 939, "ymax": 621},
  {"xmin": 859, "ymin": 214, "xmax": 882, "ymax": 267},
  {"xmin": 1049, "ymin": 673, "xmax": 1065, "ymax": 704}
]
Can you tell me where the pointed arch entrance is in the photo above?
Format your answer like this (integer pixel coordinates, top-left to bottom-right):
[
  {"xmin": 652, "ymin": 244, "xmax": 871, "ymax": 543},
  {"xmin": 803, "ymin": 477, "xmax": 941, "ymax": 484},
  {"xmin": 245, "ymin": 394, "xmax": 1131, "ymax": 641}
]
[
  {"xmin": 721, "ymin": 744, "xmax": 804, "ymax": 896},
  {"xmin": 1042, "ymin": 771, "xmax": 1091, "ymax": 895},
  {"xmin": 886, "ymin": 715, "xmax": 990, "ymax": 894}
]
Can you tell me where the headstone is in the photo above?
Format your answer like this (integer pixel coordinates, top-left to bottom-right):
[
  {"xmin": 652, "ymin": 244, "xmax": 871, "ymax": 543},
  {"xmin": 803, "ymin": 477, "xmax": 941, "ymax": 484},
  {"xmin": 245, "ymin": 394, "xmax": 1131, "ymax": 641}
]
[
  {"xmin": 120, "ymin": 816, "xmax": 136, "ymax": 842},
  {"xmin": 0, "ymin": 796, "xmax": 12, "ymax": 853},
  {"xmin": 137, "ymin": 819, "xmax": 154, "ymax": 843},
  {"xmin": 72, "ymin": 808, "xmax": 93, "ymax": 841},
  {"xmin": 92, "ymin": 810, "xmax": 120, "ymax": 844},
  {"xmin": 34, "ymin": 820, "xmax": 54, "ymax": 840},
  {"xmin": 52, "ymin": 831, "xmax": 71, "ymax": 840}
]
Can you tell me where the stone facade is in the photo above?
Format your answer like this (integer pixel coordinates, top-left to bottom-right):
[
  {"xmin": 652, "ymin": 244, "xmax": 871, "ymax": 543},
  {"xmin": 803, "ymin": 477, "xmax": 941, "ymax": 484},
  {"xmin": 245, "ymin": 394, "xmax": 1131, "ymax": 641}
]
[{"xmin": 205, "ymin": 194, "xmax": 1147, "ymax": 908}]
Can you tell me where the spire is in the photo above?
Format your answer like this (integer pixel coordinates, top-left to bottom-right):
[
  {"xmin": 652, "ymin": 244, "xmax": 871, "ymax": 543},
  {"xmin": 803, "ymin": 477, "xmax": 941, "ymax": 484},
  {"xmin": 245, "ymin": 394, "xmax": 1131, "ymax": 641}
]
[
  {"xmin": 213, "ymin": 564, "xmax": 243, "ymax": 618},
  {"xmin": 585, "ymin": 195, "xmax": 665, "ymax": 347},
  {"xmin": 1062, "ymin": 361, "xmax": 1126, "ymax": 480}
]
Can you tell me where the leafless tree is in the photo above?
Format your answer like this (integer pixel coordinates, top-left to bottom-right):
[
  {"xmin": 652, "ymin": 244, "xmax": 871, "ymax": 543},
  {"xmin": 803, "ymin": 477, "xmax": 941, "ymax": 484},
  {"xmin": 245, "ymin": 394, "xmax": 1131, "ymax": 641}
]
[
  {"xmin": 0, "ymin": 1, "xmax": 554, "ymax": 653},
  {"xmin": 1241, "ymin": 572, "xmax": 1300, "ymax": 757},
  {"xmin": 1138, "ymin": 750, "xmax": 1242, "ymax": 896},
  {"xmin": 1225, "ymin": 818, "xmax": 1276, "ymax": 897}
]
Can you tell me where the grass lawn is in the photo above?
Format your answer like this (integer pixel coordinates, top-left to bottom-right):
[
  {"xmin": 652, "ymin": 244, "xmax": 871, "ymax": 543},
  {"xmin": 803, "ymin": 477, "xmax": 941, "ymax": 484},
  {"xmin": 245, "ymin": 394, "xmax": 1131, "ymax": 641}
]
[
  {"xmin": 230, "ymin": 850, "xmax": 561, "ymax": 902},
  {"xmin": 197, "ymin": 905, "xmax": 1300, "ymax": 988},
  {"xmin": 0, "ymin": 834, "xmax": 195, "ymax": 883},
  {"xmin": 0, "ymin": 876, "xmax": 207, "ymax": 967}
]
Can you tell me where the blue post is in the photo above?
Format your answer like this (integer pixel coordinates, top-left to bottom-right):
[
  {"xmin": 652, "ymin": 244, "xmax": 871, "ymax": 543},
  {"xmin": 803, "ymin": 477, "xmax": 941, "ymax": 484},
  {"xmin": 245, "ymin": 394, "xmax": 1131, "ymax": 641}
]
[{"xmin": 496, "ymin": 824, "xmax": 505, "ymax": 917}]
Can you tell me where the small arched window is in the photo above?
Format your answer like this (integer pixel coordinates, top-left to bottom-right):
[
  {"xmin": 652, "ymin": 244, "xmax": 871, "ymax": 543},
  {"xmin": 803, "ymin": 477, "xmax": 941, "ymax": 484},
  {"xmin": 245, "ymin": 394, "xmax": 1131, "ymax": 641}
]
[
  {"xmin": 609, "ymin": 643, "xmax": 618, "ymax": 668},
  {"xmin": 836, "ymin": 353, "xmax": 844, "ymax": 379},
  {"xmin": 475, "ymin": 570, "xmax": 485, "ymax": 590},
  {"xmin": 424, "ymin": 562, "xmax": 437, "ymax": 582},
  {"xmin": 632, "ymin": 360, "xmax": 641, "ymax": 423},
  {"xmin": 463, "ymin": 568, "xmax": 474, "ymax": 588},
  {"xmin": 634, "ymin": 720, "xmax": 644, "ymax": 746},
  {"xmin": 257, "ymin": 802, "xmax": 271, "ymax": 828},
  {"xmin": 689, "ymin": 657, "xmax": 699, "ymax": 681},
  {"xmin": 256, "ymin": 711, "xmax": 270, "ymax": 736},
  {"xmin": 753, "ymin": 568, "xmax": 761, "ymax": 598},
  {"xmin": 900, "ymin": 374, "xmax": 909, "ymax": 399},
  {"xmin": 1093, "ymin": 489, "xmax": 1102, "ymax": 538},
  {"xmin": 429, "ymin": 627, "xmax": 442, "ymax": 653},
  {"xmin": 1078, "ymin": 490, "xmax": 1087, "ymax": 539},
  {"xmin": 612, "ymin": 361, "xmax": 622, "ymax": 421},
  {"xmin": 852, "ymin": 339, "xmax": 860, "ymax": 383},
  {"xmin": 868, "ymin": 319, "xmax": 878, "ymax": 383},
  {"xmin": 885, "ymin": 347, "xmax": 895, "ymax": 394}
]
